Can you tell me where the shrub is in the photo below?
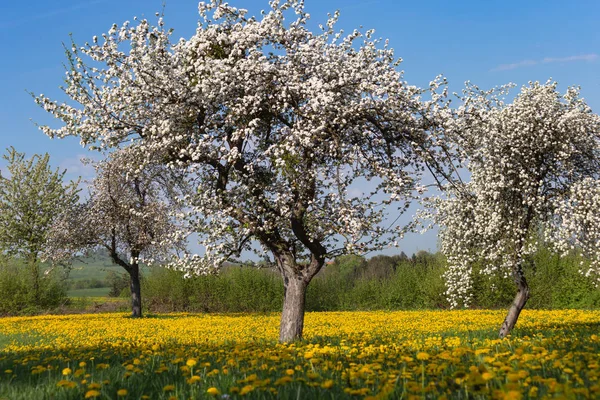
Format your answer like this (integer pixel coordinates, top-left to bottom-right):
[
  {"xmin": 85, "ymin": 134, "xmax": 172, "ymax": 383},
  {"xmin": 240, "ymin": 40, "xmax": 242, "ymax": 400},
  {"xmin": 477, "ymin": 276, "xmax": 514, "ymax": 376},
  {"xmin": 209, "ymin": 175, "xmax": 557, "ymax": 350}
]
[{"xmin": 0, "ymin": 258, "xmax": 68, "ymax": 315}]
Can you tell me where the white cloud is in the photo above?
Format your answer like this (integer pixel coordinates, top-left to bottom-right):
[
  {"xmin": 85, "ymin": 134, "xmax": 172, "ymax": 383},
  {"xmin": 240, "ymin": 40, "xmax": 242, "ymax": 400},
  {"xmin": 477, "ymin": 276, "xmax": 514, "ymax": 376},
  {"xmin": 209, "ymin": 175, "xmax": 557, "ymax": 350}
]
[
  {"xmin": 542, "ymin": 54, "xmax": 599, "ymax": 63},
  {"xmin": 491, "ymin": 53, "xmax": 598, "ymax": 72},
  {"xmin": 492, "ymin": 59, "xmax": 537, "ymax": 71}
]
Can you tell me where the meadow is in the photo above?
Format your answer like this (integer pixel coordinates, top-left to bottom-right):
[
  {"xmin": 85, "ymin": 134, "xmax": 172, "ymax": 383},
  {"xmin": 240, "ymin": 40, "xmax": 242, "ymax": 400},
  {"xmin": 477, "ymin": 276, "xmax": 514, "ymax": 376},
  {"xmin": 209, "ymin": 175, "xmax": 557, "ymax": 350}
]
[{"xmin": 1, "ymin": 310, "xmax": 599, "ymax": 399}]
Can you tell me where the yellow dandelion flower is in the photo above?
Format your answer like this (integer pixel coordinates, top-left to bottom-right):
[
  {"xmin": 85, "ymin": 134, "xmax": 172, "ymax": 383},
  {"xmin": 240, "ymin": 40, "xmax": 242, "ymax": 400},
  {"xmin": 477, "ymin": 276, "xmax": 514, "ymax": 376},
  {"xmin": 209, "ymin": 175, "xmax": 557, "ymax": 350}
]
[
  {"xmin": 84, "ymin": 390, "xmax": 101, "ymax": 398},
  {"xmin": 503, "ymin": 390, "xmax": 523, "ymax": 400},
  {"xmin": 62, "ymin": 367, "xmax": 72, "ymax": 376},
  {"xmin": 56, "ymin": 380, "xmax": 77, "ymax": 388},
  {"xmin": 482, "ymin": 372, "xmax": 495, "ymax": 381},
  {"xmin": 163, "ymin": 385, "xmax": 175, "ymax": 392},
  {"xmin": 321, "ymin": 380, "xmax": 334, "ymax": 389},
  {"xmin": 285, "ymin": 369, "xmax": 295, "ymax": 376},
  {"xmin": 240, "ymin": 385, "xmax": 254, "ymax": 395},
  {"xmin": 416, "ymin": 352, "xmax": 430, "ymax": 361},
  {"xmin": 507, "ymin": 373, "xmax": 520, "ymax": 382},
  {"xmin": 207, "ymin": 387, "xmax": 220, "ymax": 396},
  {"xmin": 117, "ymin": 389, "xmax": 128, "ymax": 396},
  {"xmin": 186, "ymin": 359, "xmax": 197, "ymax": 368}
]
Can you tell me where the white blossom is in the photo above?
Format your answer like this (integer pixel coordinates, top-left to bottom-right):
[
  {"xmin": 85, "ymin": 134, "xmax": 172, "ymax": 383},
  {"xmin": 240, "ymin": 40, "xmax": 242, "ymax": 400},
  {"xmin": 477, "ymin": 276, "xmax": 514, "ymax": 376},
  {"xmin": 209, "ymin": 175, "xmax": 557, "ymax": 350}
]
[{"xmin": 427, "ymin": 81, "xmax": 600, "ymax": 308}]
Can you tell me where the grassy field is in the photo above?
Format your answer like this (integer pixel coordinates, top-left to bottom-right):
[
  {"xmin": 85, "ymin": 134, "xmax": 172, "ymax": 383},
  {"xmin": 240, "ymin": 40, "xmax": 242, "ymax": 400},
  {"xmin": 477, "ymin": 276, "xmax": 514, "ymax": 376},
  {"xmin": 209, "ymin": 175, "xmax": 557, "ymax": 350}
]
[
  {"xmin": 66, "ymin": 258, "xmax": 122, "ymax": 281},
  {"xmin": 65, "ymin": 257, "xmax": 152, "ymax": 300},
  {"xmin": 1, "ymin": 310, "xmax": 598, "ymax": 399},
  {"xmin": 67, "ymin": 287, "xmax": 112, "ymax": 297}
]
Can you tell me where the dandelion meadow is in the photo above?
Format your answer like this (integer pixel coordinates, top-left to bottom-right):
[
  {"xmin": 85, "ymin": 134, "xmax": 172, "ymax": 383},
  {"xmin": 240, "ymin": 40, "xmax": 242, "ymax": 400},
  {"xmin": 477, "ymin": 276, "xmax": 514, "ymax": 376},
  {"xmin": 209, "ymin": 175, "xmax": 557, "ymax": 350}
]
[{"xmin": 1, "ymin": 310, "xmax": 599, "ymax": 399}]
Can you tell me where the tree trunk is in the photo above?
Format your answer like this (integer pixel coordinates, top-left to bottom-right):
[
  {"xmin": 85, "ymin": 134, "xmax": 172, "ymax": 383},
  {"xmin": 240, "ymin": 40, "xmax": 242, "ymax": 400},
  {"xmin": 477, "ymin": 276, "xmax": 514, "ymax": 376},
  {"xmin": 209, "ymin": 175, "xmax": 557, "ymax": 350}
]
[
  {"xmin": 30, "ymin": 255, "xmax": 40, "ymax": 305},
  {"xmin": 279, "ymin": 273, "xmax": 308, "ymax": 342},
  {"xmin": 498, "ymin": 264, "xmax": 529, "ymax": 338},
  {"xmin": 129, "ymin": 263, "xmax": 142, "ymax": 318}
]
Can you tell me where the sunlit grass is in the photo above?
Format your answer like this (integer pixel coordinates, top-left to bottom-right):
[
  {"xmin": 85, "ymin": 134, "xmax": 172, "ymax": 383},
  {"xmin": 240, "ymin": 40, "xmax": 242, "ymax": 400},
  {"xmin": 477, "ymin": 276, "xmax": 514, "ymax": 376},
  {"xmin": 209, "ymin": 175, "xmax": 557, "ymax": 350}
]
[{"xmin": 1, "ymin": 310, "xmax": 599, "ymax": 399}]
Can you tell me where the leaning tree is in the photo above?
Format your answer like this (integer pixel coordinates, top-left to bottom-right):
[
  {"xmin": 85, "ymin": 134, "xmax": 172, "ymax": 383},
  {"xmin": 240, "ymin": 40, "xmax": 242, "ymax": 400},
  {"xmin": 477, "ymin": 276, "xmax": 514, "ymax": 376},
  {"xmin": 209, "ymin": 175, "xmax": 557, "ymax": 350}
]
[
  {"xmin": 430, "ymin": 81, "xmax": 600, "ymax": 337},
  {"xmin": 44, "ymin": 152, "xmax": 188, "ymax": 317},
  {"xmin": 34, "ymin": 0, "xmax": 450, "ymax": 341}
]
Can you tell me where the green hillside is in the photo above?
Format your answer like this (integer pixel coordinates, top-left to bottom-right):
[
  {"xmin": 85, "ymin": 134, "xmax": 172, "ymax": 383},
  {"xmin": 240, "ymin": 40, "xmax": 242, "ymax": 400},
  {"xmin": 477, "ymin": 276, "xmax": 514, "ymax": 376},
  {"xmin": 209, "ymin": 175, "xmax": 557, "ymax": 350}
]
[
  {"xmin": 67, "ymin": 258, "xmax": 123, "ymax": 282},
  {"xmin": 67, "ymin": 287, "xmax": 111, "ymax": 297},
  {"xmin": 64, "ymin": 254, "xmax": 152, "ymax": 298}
]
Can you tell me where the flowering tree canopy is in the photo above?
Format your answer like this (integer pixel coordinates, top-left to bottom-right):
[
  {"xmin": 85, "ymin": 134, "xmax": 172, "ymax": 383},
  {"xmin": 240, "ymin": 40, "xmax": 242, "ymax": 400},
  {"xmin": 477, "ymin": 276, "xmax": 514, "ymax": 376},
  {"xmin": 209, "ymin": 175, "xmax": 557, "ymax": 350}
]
[
  {"xmin": 44, "ymin": 151, "xmax": 188, "ymax": 317},
  {"xmin": 34, "ymin": 0, "xmax": 449, "ymax": 341},
  {"xmin": 555, "ymin": 178, "xmax": 600, "ymax": 284},
  {"xmin": 0, "ymin": 147, "xmax": 80, "ymax": 303},
  {"xmin": 430, "ymin": 81, "xmax": 600, "ymax": 337}
]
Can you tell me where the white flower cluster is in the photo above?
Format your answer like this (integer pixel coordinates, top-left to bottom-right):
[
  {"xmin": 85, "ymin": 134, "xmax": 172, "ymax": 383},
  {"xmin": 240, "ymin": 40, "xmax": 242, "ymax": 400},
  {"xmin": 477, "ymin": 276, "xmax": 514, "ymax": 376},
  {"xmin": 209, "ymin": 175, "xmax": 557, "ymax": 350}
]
[
  {"xmin": 36, "ymin": 1, "xmax": 600, "ymax": 312},
  {"xmin": 429, "ymin": 82, "xmax": 600, "ymax": 307},
  {"xmin": 555, "ymin": 178, "xmax": 600, "ymax": 284},
  {"xmin": 35, "ymin": 0, "xmax": 448, "ymax": 280},
  {"xmin": 43, "ymin": 151, "xmax": 190, "ymax": 270}
]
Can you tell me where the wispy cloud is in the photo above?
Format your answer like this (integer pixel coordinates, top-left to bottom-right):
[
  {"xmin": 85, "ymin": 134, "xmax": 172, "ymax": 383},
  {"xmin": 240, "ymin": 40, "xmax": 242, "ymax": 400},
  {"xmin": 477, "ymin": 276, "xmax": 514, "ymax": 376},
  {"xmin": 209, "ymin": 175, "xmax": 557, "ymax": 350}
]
[
  {"xmin": 541, "ymin": 54, "xmax": 599, "ymax": 63},
  {"xmin": 492, "ymin": 59, "xmax": 537, "ymax": 71},
  {"xmin": 491, "ymin": 53, "xmax": 598, "ymax": 72}
]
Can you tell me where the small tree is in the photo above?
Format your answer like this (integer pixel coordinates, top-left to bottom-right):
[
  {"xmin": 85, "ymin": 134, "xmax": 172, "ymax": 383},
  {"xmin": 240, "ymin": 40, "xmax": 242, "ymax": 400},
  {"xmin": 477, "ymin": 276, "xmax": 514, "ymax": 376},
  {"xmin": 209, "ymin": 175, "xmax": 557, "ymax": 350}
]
[
  {"xmin": 431, "ymin": 82, "xmax": 600, "ymax": 337},
  {"xmin": 0, "ymin": 147, "xmax": 79, "ymax": 305},
  {"xmin": 34, "ymin": 0, "xmax": 452, "ymax": 341},
  {"xmin": 45, "ymin": 152, "xmax": 188, "ymax": 317}
]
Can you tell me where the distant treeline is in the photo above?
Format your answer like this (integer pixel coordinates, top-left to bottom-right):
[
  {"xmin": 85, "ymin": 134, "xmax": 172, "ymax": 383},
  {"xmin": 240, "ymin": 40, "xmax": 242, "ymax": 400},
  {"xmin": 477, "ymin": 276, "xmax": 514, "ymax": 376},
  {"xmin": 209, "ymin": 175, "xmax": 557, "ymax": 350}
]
[
  {"xmin": 140, "ymin": 247, "xmax": 600, "ymax": 313},
  {"xmin": 1, "ymin": 247, "xmax": 599, "ymax": 316}
]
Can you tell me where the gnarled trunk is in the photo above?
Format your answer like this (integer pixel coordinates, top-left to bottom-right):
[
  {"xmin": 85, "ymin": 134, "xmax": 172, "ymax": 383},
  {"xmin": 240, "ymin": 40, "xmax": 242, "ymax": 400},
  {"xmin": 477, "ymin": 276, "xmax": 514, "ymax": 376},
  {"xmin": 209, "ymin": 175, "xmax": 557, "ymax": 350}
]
[
  {"xmin": 498, "ymin": 264, "xmax": 529, "ymax": 338},
  {"xmin": 273, "ymin": 250, "xmax": 324, "ymax": 343},
  {"xmin": 129, "ymin": 263, "xmax": 142, "ymax": 318},
  {"xmin": 279, "ymin": 273, "xmax": 308, "ymax": 342}
]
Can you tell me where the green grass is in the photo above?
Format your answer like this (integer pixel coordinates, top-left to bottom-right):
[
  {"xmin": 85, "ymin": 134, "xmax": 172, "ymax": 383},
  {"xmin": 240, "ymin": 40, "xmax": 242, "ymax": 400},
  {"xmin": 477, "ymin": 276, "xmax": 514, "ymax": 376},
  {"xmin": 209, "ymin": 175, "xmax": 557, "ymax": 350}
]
[
  {"xmin": 1, "ymin": 310, "xmax": 599, "ymax": 399},
  {"xmin": 65, "ymin": 256, "xmax": 150, "ymax": 282},
  {"xmin": 67, "ymin": 258, "xmax": 123, "ymax": 282},
  {"xmin": 67, "ymin": 287, "xmax": 111, "ymax": 297}
]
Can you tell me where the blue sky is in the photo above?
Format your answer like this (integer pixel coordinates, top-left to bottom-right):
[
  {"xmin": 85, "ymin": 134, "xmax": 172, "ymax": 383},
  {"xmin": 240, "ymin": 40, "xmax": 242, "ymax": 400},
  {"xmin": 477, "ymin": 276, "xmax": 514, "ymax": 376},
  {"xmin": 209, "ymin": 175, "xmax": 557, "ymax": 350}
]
[{"xmin": 0, "ymin": 0, "xmax": 598, "ymax": 256}]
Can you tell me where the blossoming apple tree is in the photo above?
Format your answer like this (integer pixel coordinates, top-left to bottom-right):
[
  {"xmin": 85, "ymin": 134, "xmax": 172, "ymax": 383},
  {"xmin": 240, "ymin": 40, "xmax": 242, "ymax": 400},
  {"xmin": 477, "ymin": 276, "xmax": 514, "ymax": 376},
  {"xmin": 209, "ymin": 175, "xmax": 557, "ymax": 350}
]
[
  {"xmin": 44, "ymin": 152, "xmax": 188, "ymax": 317},
  {"xmin": 431, "ymin": 81, "xmax": 600, "ymax": 337},
  {"xmin": 34, "ymin": 0, "xmax": 451, "ymax": 341},
  {"xmin": 555, "ymin": 178, "xmax": 600, "ymax": 284}
]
